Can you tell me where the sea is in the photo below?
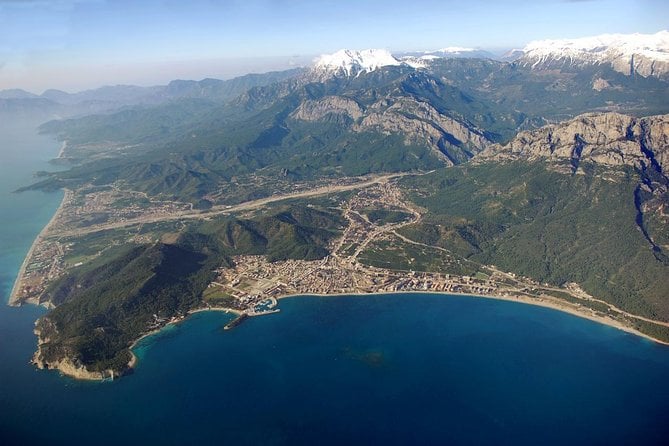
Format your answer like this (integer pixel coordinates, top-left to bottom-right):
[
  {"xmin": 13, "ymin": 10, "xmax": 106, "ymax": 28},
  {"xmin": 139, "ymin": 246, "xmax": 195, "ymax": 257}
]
[{"xmin": 1, "ymin": 121, "xmax": 669, "ymax": 445}]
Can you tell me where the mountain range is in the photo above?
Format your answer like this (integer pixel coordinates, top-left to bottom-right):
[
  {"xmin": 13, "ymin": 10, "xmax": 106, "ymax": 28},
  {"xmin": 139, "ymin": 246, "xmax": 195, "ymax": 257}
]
[
  {"xmin": 3, "ymin": 30, "xmax": 668, "ymax": 121},
  {"xmin": 515, "ymin": 31, "xmax": 669, "ymax": 79}
]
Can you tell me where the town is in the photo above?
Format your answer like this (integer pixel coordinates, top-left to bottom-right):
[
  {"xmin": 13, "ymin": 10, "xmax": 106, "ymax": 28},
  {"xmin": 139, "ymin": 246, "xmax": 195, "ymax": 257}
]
[
  {"xmin": 12, "ymin": 175, "xmax": 630, "ymax": 334},
  {"xmin": 202, "ymin": 182, "xmax": 609, "ymax": 328}
]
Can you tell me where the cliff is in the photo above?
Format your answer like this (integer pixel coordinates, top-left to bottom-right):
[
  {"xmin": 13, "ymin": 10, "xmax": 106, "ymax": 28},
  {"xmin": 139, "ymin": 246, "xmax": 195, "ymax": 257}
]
[
  {"xmin": 477, "ymin": 112, "xmax": 669, "ymax": 173},
  {"xmin": 292, "ymin": 95, "xmax": 491, "ymax": 165}
]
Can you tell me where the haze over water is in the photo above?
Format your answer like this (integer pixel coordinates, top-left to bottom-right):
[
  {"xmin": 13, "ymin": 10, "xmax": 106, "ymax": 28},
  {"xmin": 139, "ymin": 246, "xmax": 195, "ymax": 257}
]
[{"xmin": 1, "ymin": 122, "xmax": 669, "ymax": 445}]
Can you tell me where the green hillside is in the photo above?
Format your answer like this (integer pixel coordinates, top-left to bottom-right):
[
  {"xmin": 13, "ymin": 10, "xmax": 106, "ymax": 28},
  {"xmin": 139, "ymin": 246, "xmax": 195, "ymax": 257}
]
[
  {"xmin": 400, "ymin": 161, "xmax": 669, "ymax": 320},
  {"xmin": 34, "ymin": 204, "xmax": 344, "ymax": 373}
]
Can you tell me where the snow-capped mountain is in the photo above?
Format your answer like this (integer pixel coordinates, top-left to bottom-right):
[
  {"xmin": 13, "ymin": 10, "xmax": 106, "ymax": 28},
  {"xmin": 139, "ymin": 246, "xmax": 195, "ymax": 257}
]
[
  {"xmin": 311, "ymin": 32, "xmax": 669, "ymax": 80},
  {"xmin": 516, "ymin": 31, "xmax": 669, "ymax": 79},
  {"xmin": 314, "ymin": 49, "xmax": 402, "ymax": 77},
  {"xmin": 312, "ymin": 47, "xmax": 498, "ymax": 76},
  {"xmin": 400, "ymin": 55, "xmax": 441, "ymax": 69},
  {"xmin": 405, "ymin": 47, "xmax": 496, "ymax": 59},
  {"xmin": 399, "ymin": 47, "xmax": 496, "ymax": 68}
]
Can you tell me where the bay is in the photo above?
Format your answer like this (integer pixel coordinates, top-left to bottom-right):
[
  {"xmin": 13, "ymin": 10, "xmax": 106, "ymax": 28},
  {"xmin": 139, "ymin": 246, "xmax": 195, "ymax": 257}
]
[{"xmin": 1, "ymin": 122, "xmax": 668, "ymax": 445}]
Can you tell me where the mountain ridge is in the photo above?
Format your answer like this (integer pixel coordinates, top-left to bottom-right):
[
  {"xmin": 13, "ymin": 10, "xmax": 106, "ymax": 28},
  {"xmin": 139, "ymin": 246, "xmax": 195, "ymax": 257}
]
[
  {"xmin": 478, "ymin": 112, "xmax": 669, "ymax": 172},
  {"xmin": 516, "ymin": 30, "xmax": 669, "ymax": 79}
]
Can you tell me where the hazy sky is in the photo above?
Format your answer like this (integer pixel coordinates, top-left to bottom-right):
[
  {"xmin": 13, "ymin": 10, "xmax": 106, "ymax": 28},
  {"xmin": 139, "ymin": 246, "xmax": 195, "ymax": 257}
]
[{"xmin": 1, "ymin": 0, "xmax": 667, "ymax": 93}]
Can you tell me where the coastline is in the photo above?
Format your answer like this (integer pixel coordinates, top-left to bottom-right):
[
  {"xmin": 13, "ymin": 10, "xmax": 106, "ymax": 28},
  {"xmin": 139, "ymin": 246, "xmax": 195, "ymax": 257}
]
[
  {"xmin": 13, "ymin": 180, "xmax": 667, "ymax": 378},
  {"xmin": 8, "ymin": 189, "xmax": 70, "ymax": 306},
  {"xmin": 126, "ymin": 306, "xmax": 243, "ymax": 373},
  {"xmin": 47, "ymin": 288, "xmax": 669, "ymax": 382},
  {"xmin": 278, "ymin": 290, "xmax": 669, "ymax": 347}
]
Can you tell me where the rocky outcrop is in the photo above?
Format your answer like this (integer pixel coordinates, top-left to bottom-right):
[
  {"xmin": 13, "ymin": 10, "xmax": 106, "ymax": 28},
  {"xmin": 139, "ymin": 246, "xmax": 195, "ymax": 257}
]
[
  {"xmin": 592, "ymin": 78, "xmax": 613, "ymax": 91},
  {"xmin": 32, "ymin": 352, "xmax": 114, "ymax": 381},
  {"xmin": 478, "ymin": 112, "xmax": 669, "ymax": 173},
  {"xmin": 356, "ymin": 98, "xmax": 490, "ymax": 159},
  {"xmin": 291, "ymin": 95, "xmax": 491, "ymax": 165},
  {"xmin": 292, "ymin": 96, "xmax": 364, "ymax": 122},
  {"xmin": 32, "ymin": 317, "xmax": 119, "ymax": 381}
]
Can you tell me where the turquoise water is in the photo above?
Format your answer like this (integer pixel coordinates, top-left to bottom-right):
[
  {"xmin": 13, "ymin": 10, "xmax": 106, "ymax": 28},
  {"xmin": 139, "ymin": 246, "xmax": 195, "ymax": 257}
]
[{"xmin": 1, "ymin": 123, "xmax": 669, "ymax": 445}]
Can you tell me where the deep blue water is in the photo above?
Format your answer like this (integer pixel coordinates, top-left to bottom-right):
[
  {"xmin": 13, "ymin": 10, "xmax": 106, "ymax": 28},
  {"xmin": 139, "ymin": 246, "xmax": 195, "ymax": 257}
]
[{"xmin": 1, "ymin": 122, "xmax": 669, "ymax": 445}]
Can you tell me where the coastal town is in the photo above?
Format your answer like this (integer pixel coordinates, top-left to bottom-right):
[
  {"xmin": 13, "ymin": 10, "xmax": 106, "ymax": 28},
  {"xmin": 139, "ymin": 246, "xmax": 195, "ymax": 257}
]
[
  {"xmin": 200, "ymin": 182, "xmax": 643, "ymax": 334},
  {"xmin": 9, "ymin": 173, "xmax": 408, "ymax": 305},
  {"xmin": 10, "ymin": 174, "xmax": 666, "ymax": 344}
]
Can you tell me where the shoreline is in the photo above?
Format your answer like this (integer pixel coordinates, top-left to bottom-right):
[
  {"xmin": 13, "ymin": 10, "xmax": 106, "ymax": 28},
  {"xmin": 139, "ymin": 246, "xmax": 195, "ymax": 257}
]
[
  {"xmin": 126, "ymin": 306, "xmax": 243, "ymax": 371},
  {"xmin": 8, "ymin": 189, "xmax": 70, "ymax": 306},
  {"xmin": 43, "ymin": 288, "xmax": 669, "ymax": 382},
  {"xmin": 11, "ymin": 182, "xmax": 667, "ymax": 378},
  {"xmin": 277, "ymin": 290, "xmax": 669, "ymax": 347},
  {"xmin": 130, "ymin": 289, "xmax": 669, "ymax": 366}
]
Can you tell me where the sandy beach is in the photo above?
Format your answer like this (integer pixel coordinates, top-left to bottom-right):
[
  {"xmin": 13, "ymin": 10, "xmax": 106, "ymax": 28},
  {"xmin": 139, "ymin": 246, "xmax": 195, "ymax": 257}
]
[
  {"xmin": 8, "ymin": 189, "xmax": 71, "ymax": 306},
  {"xmin": 126, "ymin": 288, "xmax": 669, "ymax": 375},
  {"xmin": 275, "ymin": 290, "xmax": 669, "ymax": 346},
  {"xmin": 37, "ymin": 286, "xmax": 662, "ymax": 382}
]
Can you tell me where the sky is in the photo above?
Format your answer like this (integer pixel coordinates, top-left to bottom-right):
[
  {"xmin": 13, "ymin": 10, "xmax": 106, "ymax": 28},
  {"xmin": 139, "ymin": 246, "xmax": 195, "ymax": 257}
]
[{"xmin": 0, "ymin": 0, "xmax": 667, "ymax": 93}]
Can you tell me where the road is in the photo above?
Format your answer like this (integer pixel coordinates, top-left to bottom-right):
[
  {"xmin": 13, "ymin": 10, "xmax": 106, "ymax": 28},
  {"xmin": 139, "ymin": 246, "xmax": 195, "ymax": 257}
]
[{"xmin": 50, "ymin": 173, "xmax": 414, "ymax": 238}]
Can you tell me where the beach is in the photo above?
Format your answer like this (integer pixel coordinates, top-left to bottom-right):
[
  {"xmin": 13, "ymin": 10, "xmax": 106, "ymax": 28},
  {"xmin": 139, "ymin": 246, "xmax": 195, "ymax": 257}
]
[
  {"xmin": 275, "ymin": 290, "xmax": 669, "ymax": 346},
  {"xmin": 116, "ymin": 287, "xmax": 669, "ymax": 382},
  {"xmin": 8, "ymin": 189, "xmax": 70, "ymax": 306}
]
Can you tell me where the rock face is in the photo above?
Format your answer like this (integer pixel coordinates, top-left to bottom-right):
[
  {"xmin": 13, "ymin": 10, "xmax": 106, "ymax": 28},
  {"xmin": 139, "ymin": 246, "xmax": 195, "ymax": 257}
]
[
  {"xmin": 291, "ymin": 96, "xmax": 364, "ymax": 122},
  {"xmin": 32, "ymin": 352, "xmax": 113, "ymax": 381},
  {"xmin": 478, "ymin": 112, "xmax": 669, "ymax": 173},
  {"xmin": 355, "ymin": 98, "xmax": 490, "ymax": 162},
  {"xmin": 291, "ymin": 95, "xmax": 491, "ymax": 164},
  {"xmin": 479, "ymin": 112, "xmax": 669, "ymax": 266}
]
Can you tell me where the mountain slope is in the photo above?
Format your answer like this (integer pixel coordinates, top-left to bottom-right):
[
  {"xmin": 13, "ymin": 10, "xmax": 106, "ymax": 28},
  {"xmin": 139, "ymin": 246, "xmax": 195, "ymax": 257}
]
[
  {"xmin": 478, "ymin": 112, "xmax": 669, "ymax": 171},
  {"xmin": 400, "ymin": 112, "xmax": 669, "ymax": 321},
  {"xmin": 31, "ymin": 66, "xmax": 504, "ymax": 202},
  {"xmin": 29, "ymin": 56, "xmax": 669, "ymax": 206},
  {"xmin": 478, "ymin": 112, "xmax": 669, "ymax": 263}
]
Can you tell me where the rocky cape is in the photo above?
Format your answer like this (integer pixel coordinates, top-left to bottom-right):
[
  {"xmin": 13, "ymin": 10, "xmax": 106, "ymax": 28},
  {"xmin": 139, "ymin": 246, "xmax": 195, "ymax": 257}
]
[{"xmin": 32, "ymin": 318, "xmax": 119, "ymax": 380}]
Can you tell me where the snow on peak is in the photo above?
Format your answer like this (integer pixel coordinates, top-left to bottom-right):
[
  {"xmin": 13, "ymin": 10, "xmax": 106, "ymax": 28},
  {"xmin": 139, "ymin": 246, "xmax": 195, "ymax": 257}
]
[
  {"xmin": 433, "ymin": 47, "xmax": 477, "ymax": 54},
  {"xmin": 314, "ymin": 49, "xmax": 401, "ymax": 76},
  {"xmin": 398, "ymin": 55, "xmax": 436, "ymax": 69},
  {"xmin": 519, "ymin": 31, "xmax": 669, "ymax": 77},
  {"xmin": 400, "ymin": 47, "xmax": 492, "ymax": 68},
  {"xmin": 523, "ymin": 31, "xmax": 669, "ymax": 61}
]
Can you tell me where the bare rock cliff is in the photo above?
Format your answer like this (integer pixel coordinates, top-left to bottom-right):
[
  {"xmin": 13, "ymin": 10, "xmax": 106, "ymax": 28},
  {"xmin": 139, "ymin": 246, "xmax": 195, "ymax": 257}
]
[
  {"xmin": 292, "ymin": 96, "xmax": 364, "ymax": 122},
  {"xmin": 478, "ymin": 112, "xmax": 669, "ymax": 172},
  {"xmin": 291, "ymin": 95, "xmax": 491, "ymax": 165},
  {"xmin": 31, "ymin": 316, "xmax": 117, "ymax": 381}
]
